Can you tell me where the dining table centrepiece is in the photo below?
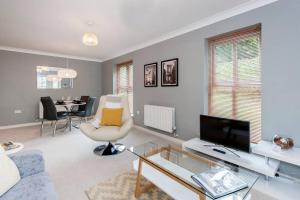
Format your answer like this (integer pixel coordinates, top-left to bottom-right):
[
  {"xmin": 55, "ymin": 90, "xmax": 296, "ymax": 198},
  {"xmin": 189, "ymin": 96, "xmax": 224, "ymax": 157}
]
[
  {"xmin": 56, "ymin": 100, "xmax": 65, "ymax": 105},
  {"xmin": 72, "ymin": 99, "xmax": 83, "ymax": 104}
]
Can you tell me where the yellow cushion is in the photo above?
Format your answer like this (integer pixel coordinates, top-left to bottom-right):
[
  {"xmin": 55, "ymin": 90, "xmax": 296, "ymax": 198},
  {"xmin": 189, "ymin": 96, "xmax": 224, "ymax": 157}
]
[{"xmin": 100, "ymin": 108, "xmax": 123, "ymax": 127}]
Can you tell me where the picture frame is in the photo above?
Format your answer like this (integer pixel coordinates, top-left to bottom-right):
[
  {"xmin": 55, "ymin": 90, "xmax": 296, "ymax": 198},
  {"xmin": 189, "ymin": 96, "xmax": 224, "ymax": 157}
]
[
  {"xmin": 144, "ymin": 62, "xmax": 158, "ymax": 87},
  {"xmin": 161, "ymin": 58, "xmax": 178, "ymax": 87}
]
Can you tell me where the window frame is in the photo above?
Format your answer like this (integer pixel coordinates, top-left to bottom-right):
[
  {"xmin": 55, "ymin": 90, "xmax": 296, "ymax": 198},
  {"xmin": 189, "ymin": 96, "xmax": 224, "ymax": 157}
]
[
  {"xmin": 116, "ymin": 60, "xmax": 133, "ymax": 94},
  {"xmin": 115, "ymin": 60, "xmax": 133, "ymax": 115},
  {"xmin": 208, "ymin": 25, "xmax": 262, "ymax": 143}
]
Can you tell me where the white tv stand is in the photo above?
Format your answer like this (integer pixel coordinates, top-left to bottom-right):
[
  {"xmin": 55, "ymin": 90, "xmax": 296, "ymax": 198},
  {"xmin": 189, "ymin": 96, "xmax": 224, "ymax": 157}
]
[
  {"xmin": 182, "ymin": 138, "xmax": 280, "ymax": 178},
  {"xmin": 252, "ymin": 140, "xmax": 300, "ymax": 167}
]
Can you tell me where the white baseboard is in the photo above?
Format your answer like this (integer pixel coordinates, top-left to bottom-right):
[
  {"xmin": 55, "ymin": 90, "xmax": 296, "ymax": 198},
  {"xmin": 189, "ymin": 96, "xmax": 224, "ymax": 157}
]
[
  {"xmin": 134, "ymin": 125, "xmax": 184, "ymax": 145},
  {"xmin": 0, "ymin": 116, "xmax": 94, "ymax": 130},
  {"xmin": 0, "ymin": 122, "xmax": 42, "ymax": 130},
  {"xmin": 0, "ymin": 120, "xmax": 64, "ymax": 130}
]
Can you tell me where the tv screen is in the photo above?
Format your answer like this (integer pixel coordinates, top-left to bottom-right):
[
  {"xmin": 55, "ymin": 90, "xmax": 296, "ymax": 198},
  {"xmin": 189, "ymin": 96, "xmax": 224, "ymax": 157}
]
[{"xmin": 200, "ymin": 115, "xmax": 250, "ymax": 153}]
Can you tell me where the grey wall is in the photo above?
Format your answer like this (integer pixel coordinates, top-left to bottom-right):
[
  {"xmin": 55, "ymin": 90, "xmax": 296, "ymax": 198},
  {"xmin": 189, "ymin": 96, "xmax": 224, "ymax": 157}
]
[
  {"xmin": 102, "ymin": 0, "xmax": 300, "ymax": 146},
  {"xmin": 0, "ymin": 50, "xmax": 102, "ymax": 126}
]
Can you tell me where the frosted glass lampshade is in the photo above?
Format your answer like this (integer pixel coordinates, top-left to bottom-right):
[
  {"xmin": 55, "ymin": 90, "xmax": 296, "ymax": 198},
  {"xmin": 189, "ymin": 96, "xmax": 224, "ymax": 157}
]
[
  {"xmin": 36, "ymin": 66, "xmax": 50, "ymax": 73},
  {"xmin": 47, "ymin": 75, "xmax": 62, "ymax": 82},
  {"xmin": 58, "ymin": 69, "xmax": 77, "ymax": 79},
  {"xmin": 82, "ymin": 32, "xmax": 98, "ymax": 46}
]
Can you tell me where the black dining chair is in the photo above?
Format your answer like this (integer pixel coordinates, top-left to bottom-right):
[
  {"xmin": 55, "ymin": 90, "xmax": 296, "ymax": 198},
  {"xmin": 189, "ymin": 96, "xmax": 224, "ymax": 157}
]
[
  {"xmin": 40, "ymin": 96, "xmax": 68, "ymax": 136},
  {"xmin": 79, "ymin": 96, "xmax": 90, "ymax": 110},
  {"xmin": 70, "ymin": 95, "xmax": 90, "ymax": 113},
  {"xmin": 70, "ymin": 97, "xmax": 96, "ymax": 124}
]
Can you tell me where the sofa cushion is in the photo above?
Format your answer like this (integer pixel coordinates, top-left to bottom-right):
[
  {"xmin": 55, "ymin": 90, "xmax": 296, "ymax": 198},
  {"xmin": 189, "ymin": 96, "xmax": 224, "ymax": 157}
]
[
  {"xmin": 0, "ymin": 172, "xmax": 58, "ymax": 200},
  {"xmin": 0, "ymin": 147, "xmax": 21, "ymax": 197}
]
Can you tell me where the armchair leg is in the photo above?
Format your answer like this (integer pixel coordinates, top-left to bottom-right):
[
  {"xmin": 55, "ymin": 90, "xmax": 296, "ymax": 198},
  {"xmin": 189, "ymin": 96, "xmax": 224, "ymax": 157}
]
[{"xmin": 94, "ymin": 142, "xmax": 126, "ymax": 156}]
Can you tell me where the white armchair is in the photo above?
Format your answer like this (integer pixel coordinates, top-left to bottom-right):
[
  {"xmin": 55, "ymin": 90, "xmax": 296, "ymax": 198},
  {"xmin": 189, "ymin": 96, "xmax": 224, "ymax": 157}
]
[{"xmin": 80, "ymin": 94, "xmax": 133, "ymax": 156}]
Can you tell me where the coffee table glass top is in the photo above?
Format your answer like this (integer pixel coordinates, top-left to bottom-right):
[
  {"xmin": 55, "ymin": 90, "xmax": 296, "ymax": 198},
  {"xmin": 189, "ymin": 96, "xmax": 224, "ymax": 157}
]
[{"xmin": 128, "ymin": 141, "xmax": 260, "ymax": 200}]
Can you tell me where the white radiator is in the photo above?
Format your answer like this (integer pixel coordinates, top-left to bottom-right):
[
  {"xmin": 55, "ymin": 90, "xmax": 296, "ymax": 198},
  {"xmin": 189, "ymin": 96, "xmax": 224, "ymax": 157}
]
[{"xmin": 144, "ymin": 105, "xmax": 175, "ymax": 133}]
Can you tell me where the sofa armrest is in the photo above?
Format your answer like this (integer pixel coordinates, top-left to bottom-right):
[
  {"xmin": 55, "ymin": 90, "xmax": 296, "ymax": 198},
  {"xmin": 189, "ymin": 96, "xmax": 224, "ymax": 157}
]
[{"xmin": 9, "ymin": 150, "xmax": 45, "ymax": 178}]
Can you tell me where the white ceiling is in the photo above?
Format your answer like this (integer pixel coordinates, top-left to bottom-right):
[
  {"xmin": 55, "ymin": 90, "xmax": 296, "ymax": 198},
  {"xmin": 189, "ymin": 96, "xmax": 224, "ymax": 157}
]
[{"xmin": 0, "ymin": 0, "xmax": 276, "ymax": 62}]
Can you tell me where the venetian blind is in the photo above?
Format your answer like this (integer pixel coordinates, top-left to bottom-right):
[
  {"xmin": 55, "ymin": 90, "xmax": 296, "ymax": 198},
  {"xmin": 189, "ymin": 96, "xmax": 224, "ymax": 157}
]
[
  {"xmin": 208, "ymin": 25, "xmax": 262, "ymax": 143},
  {"xmin": 116, "ymin": 61, "xmax": 133, "ymax": 113}
]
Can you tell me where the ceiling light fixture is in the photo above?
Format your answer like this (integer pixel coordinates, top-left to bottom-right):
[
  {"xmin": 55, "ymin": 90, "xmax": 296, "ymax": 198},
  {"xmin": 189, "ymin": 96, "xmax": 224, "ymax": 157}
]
[
  {"xmin": 58, "ymin": 69, "xmax": 77, "ymax": 79},
  {"xmin": 82, "ymin": 21, "xmax": 98, "ymax": 46},
  {"xmin": 58, "ymin": 58, "xmax": 77, "ymax": 79},
  {"xmin": 82, "ymin": 32, "xmax": 98, "ymax": 46},
  {"xmin": 37, "ymin": 66, "xmax": 49, "ymax": 73}
]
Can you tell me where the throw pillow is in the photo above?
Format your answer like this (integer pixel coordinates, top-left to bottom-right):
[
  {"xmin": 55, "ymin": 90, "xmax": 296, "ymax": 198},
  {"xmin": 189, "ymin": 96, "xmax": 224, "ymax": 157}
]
[{"xmin": 100, "ymin": 108, "xmax": 123, "ymax": 126}]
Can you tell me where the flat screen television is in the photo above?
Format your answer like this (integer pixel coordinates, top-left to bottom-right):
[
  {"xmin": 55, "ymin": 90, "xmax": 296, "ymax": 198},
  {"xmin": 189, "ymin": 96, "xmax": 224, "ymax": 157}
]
[{"xmin": 200, "ymin": 115, "xmax": 250, "ymax": 153}]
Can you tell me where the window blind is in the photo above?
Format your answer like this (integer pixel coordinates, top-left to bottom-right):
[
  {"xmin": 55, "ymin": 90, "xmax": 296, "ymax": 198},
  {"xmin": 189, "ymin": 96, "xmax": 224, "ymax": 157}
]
[
  {"xmin": 116, "ymin": 61, "xmax": 133, "ymax": 113},
  {"xmin": 208, "ymin": 25, "xmax": 262, "ymax": 143}
]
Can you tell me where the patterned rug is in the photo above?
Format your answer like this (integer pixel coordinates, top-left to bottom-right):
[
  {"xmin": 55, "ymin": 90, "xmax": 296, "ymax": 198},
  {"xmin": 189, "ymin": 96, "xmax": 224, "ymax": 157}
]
[
  {"xmin": 85, "ymin": 170, "xmax": 172, "ymax": 200},
  {"xmin": 86, "ymin": 171, "xmax": 278, "ymax": 200}
]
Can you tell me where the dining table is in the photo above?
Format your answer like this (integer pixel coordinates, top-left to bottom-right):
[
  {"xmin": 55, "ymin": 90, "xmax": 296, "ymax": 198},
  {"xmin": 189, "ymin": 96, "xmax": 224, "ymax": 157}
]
[
  {"xmin": 39, "ymin": 100, "xmax": 87, "ymax": 131},
  {"xmin": 55, "ymin": 101, "xmax": 86, "ymax": 112},
  {"xmin": 55, "ymin": 101, "xmax": 86, "ymax": 131}
]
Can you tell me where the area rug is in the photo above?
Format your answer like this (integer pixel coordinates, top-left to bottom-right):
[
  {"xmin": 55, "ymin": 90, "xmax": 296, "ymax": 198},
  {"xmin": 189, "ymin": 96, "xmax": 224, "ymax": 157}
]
[
  {"xmin": 85, "ymin": 170, "xmax": 172, "ymax": 200},
  {"xmin": 86, "ymin": 170, "xmax": 278, "ymax": 200}
]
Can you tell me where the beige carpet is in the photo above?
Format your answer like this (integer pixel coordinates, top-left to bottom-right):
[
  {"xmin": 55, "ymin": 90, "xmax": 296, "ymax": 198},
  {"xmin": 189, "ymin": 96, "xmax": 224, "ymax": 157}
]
[{"xmin": 86, "ymin": 170, "xmax": 172, "ymax": 200}]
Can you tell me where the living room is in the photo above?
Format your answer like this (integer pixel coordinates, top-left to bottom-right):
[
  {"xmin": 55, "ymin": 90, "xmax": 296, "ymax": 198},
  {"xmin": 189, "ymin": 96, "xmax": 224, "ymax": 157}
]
[{"xmin": 0, "ymin": 0, "xmax": 299, "ymax": 200}]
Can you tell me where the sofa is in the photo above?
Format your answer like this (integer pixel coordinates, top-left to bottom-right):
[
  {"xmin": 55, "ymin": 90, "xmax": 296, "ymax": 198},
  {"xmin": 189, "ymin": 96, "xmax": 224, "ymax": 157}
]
[{"xmin": 0, "ymin": 150, "xmax": 58, "ymax": 200}]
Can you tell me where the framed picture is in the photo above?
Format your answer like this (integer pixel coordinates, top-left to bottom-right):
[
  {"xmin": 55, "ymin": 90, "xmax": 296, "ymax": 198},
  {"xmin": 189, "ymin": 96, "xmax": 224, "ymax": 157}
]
[
  {"xmin": 144, "ymin": 62, "xmax": 158, "ymax": 87},
  {"xmin": 161, "ymin": 58, "xmax": 178, "ymax": 86}
]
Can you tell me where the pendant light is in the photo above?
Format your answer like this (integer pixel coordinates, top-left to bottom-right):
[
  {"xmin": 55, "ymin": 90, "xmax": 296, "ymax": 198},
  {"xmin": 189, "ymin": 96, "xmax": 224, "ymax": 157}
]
[
  {"xmin": 58, "ymin": 58, "xmax": 77, "ymax": 79},
  {"xmin": 37, "ymin": 66, "xmax": 50, "ymax": 73},
  {"xmin": 82, "ymin": 21, "xmax": 98, "ymax": 46},
  {"xmin": 82, "ymin": 32, "xmax": 98, "ymax": 46}
]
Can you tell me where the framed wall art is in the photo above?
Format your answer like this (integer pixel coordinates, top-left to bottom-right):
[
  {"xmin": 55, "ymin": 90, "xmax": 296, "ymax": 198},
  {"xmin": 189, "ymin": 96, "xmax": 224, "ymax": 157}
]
[
  {"xmin": 161, "ymin": 58, "xmax": 178, "ymax": 87},
  {"xmin": 144, "ymin": 62, "xmax": 158, "ymax": 87}
]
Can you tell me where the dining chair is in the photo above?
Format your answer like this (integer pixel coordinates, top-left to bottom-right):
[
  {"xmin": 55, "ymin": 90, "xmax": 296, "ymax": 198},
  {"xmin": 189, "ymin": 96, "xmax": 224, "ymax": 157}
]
[
  {"xmin": 78, "ymin": 96, "xmax": 90, "ymax": 111},
  {"xmin": 40, "ymin": 96, "xmax": 68, "ymax": 136},
  {"xmin": 70, "ymin": 97, "xmax": 96, "ymax": 124}
]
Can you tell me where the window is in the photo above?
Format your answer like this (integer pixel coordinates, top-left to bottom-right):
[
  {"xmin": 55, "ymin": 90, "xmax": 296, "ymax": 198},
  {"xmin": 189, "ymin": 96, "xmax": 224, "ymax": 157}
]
[
  {"xmin": 208, "ymin": 25, "xmax": 261, "ymax": 143},
  {"xmin": 116, "ymin": 61, "xmax": 133, "ymax": 114}
]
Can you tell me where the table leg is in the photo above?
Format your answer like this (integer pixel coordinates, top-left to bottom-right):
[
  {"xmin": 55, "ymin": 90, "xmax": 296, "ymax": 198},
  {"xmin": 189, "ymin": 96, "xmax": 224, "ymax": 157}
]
[
  {"xmin": 69, "ymin": 117, "xmax": 72, "ymax": 131},
  {"xmin": 166, "ymin": 145, "xmax": 171, "ymax": 161},
  {"xmin": 199, "ymin": 192, "xmax": 206, "ymax": 200},
  {"xmin": 135, "ymin": 159, "xmax": 143, "ymax": 198}
]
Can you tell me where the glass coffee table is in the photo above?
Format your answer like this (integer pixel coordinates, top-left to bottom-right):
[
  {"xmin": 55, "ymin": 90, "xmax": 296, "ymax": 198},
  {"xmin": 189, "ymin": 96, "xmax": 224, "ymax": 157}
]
[{"xmin": 128, "ymin": 141, "xmax": 259, "ymax": 200}]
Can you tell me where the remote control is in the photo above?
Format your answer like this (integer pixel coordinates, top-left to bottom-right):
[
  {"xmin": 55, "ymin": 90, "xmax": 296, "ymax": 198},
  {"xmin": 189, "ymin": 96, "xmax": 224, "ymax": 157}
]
[{"xmin": 213, "ymin": 148, "xmax": 226, "ymax": 154}]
